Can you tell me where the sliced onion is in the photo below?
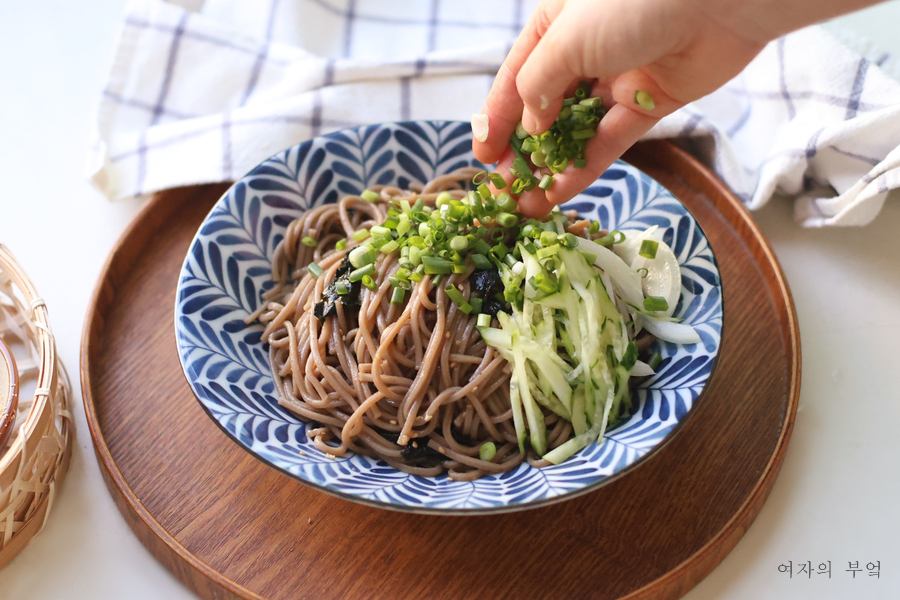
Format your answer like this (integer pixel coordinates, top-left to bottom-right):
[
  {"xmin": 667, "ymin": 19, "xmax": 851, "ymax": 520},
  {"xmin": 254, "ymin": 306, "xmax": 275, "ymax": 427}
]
[
  {"xmin": 641, "ymin": 241, "xmax": 681, "ymax": 318},
  {"xmin": 640, "ymin": 314, "xmax": 701, "ymax": 345},
  {"xmin": 577, "ymin": 237, "xmax": 644, "ymax": 306},
  {"xmin": 614, "ymin": 228, "xmax": 680, "ymax": 318},
  {"xmin": 612, "ymin": 227, "xmax": 657, "ymax": 266},
  {"xmin": 630, "ymin": 360, "xmax": 656, "ymax": 377}
]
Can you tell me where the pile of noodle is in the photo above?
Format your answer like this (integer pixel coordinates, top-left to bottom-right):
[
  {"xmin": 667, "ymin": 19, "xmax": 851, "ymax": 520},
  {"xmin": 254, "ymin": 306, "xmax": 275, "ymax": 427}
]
[{"xmin": 254, "ymin": 169, "xmax": 580, "ymax": 481}]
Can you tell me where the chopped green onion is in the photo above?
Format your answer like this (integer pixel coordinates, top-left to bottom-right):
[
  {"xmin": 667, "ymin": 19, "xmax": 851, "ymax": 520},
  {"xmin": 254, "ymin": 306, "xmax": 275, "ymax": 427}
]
[
  {"xmin": 349, "ymin": 246, "xmax": 375, "ymax": 268},
  {"xmin": 497, "ymin": 212, "xmax": 518, "ymax": 228},
  {"xmin": 451, "ymin": 263, "xmax": 467, "ymax": 274},
  {"xmin": 637, "ymin": 267, "xmax": 649, "ymax": 278},
  {"xmin": 521, "ymin": 138, "xmax": 539, "ymax": 154},
  {"xmin": 307, "ymin": 262, "xmax": 324, "ymax": 278},
  {"xmin": 473, "ymin": 239, "xmax": 492, "ymax": 255},
  {"xmin": 639, "ymin": 239, "xmax": 659, "ymax": 259},
  {"xmin": 538, "ymin": 174, "xmax": 554, "ymax": 190},
  {"xmin": 458, "ymin": 301, "xmax": 473, "ymax": 314},
  {"xmin": 574, "ymin": 158, "xmax": 587, "ymax": 169},
  {"xmin": 472, "ymin": 170, "xmax": 489, "ymax": 185},
  {"xmin": 361, "ymin": 275, "xmax": 376, "ymax": 290},
  {"xmin": 515, "ymin": 122, "xmax": 529, "ymax": 139},
  {"xmin": 301, "ymin": 236, "xmax": 317, "ymax": 248},
  {"xmin": 379, "ymin": 240, "xmax": 400, "ymax": 254},
  {"xmin": 536, "ymin": 244, "xmax": 559, "ymax": 259},
  {"xmin": 621, "ymin": 341, "xmax": 638, "ymax": 371},
  {"xmin": 335, "ymin": 281, "xmax": 350, "ymax": 295},
  {"xmin": 435, "ymin": 192, "xmax": 453, "ymax": 208},
  {"xmin": 370, "ymin": 225, "xmax": 391, "ymax": 239},
  {"xmin": 335, "ymin": 238, "xmax": 347, "ymax": 251},
  {"xmin": 422, "ymin": 256, "xmax": 453, "ymax": 274},
  {"xmin": 539, "ymin": 230, "xmax": 557, "ymax": 246},
  {"xmin": 648, "ymin": 351, "xmax": 663, "ymax": 370},
  {"xmin": 588, "ymin": 221, "xmax": 600, "ymax": 235},
  {"xmin": 479, "ymin": 441, "xmax": 497, "ymax": 461},
  {"xmin": 445, "ymin": 284, "xmax": 466, "ymax": 305},
  {"xmin": 361, "ymin": 189, "xmax": 380, "ymax": 203},
  {"xmin": 469, "ymin": 297, "xmax": 483, "ymax": 314},
  {"xmin": 489, "ymin": 173, "xmax": 507, "ymax": 189},
  {"xmin": 532, "ymin": 273, "xmax": 557, "ymax": 294},
  {"xmin": 349, "ymin": 264, "xmax": 375, "ymax": 282},
  {"xmin": 390, "ymin": 287, "xmax": 406, "ymax": 304},
  {"xmin": 396, "ymin": 215, "xmax": 411, "ymax": 236},
  {"xmin": 571, "ymin": 129, "xmax": 595, "ymax": 140},
  {"xmin": 476, "ymin": 313, "xmax": 492, "ymax": 327},
  {"xmin": 575, "ymin": 81, "xmax": 590, "ymax": 99},
  {"xmin": 561, "ymin": 233, "xmax": 580, "ymax": 249},
  {"xmin": 634, "ymin": 90, "xmax": 656, "ymax": 110},
  {"xmin": 351, "ymin": 228, "xmax": 370, "ymax": 242},
  {"xmin": 409, "ymin": 246, "xmax": 424, "ymax": 266},
  {"xmin": 496, "ymin": 192, "xmax": 516, "ymax": 213},
  {"xmin": 643, "ymin": 296, "xmax": 669, "ymax": 312},
  {"xmin": 596, "ymin": 230, "xmax": 626, "ymax": 246},
  {"xmin": 470, "ymin": 253, "xmax": 492, "ymax": 270}
]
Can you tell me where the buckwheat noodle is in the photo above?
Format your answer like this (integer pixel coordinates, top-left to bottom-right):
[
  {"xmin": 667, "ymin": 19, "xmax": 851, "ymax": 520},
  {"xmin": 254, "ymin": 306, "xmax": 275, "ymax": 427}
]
[{"xmin": 252, "ymin": 168, "xmax": 582, "ymax": 481}]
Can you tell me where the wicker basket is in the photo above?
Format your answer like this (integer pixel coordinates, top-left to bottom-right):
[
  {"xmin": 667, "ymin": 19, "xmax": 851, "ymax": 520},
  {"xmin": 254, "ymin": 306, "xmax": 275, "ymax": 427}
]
[{"xmin": 0, "ymin": 244, "xmax": 73, "ymax": 569}]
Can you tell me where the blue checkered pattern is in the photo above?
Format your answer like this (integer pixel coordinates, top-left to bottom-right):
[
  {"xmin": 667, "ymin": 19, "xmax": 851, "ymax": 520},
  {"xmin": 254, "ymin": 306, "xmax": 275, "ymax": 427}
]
[{"xmin": 90, "ymin": 0, "xmax": 900, "ymax": 226}]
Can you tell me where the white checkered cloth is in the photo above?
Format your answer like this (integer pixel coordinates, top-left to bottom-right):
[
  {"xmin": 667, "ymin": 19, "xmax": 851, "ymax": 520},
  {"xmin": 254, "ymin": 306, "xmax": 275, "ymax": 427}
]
[{"xmin": 89, "ymin": 0, "xmax": 900, "ymax": 227}]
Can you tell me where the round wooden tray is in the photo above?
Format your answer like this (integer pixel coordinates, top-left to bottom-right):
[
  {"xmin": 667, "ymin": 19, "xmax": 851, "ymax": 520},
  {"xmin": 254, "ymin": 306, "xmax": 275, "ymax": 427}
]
[{"xmin": 81, "ymin": 140, "xmax": 800, "ymax": 600}]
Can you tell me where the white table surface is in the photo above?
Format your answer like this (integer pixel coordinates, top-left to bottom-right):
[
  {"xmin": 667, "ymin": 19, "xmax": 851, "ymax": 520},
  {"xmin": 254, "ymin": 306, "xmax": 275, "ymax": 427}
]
[{"xmin": 0, "ymin": 2, "xmax": 898, "ymax": 599}]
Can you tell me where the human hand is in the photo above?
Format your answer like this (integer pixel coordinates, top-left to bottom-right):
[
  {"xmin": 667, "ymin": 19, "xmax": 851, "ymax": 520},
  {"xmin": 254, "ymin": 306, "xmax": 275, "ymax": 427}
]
[{"xmin": 473, "ymin": 0, "xmax": 875, "ymax": 218}]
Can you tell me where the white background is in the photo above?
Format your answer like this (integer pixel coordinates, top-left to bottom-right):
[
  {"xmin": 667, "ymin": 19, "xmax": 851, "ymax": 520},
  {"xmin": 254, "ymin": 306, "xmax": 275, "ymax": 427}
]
[{"xmin": 0, "ymin": 2, "xmax": 898, "ymax": 598}]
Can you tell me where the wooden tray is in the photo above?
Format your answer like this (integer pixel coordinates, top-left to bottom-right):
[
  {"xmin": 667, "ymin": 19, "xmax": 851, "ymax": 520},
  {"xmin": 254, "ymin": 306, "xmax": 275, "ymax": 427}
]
[{"xmin": 81, "ymin": 141, "xmax": 800, "ymax": 600}]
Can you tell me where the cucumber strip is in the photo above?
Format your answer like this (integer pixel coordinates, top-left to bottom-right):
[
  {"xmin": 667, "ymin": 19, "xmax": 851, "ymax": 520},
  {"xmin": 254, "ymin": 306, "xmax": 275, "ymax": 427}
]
[
  {"xmin": 543, "ymin": 425, "xmax": 602, "ymax": 465},
  {"xmin": 512, "ymin": 332, "xmax": 547, "ymax": 456},
  {"xmin": 570, "ymin": 386, "xmax": 588, "ymax": 436},
  {"xmin": 530, "ymin": 383, "xmax": 572, "ymax": 421},
  {"xmin": 509, "ymin": 370, "xmax": 527, "ymax": 454}
]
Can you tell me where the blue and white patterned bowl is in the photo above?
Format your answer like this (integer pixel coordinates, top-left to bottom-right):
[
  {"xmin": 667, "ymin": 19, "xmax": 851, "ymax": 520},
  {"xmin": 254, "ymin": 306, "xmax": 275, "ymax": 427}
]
[{"xmin": 175, "ymin": 121, "xmax": 722, "ymax": 514}]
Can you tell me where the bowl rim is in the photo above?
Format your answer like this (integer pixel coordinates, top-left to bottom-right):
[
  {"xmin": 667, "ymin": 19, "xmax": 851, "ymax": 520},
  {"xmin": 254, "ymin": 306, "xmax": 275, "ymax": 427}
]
[{"xmin": 173, "ymin": 120, "xmax": 725, "ymax": 515}]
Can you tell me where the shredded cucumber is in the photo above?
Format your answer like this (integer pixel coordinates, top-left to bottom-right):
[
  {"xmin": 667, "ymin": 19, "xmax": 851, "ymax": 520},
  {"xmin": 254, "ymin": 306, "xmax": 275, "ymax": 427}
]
[{"xmin": 476, "ymin": 223, "xmax": 700, "ymax": 467}]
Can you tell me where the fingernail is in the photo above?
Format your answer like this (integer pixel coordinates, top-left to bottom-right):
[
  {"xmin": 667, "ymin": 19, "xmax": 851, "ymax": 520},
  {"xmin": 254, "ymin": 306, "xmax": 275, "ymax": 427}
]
[
  {"xmin": 471, "ymin": 113, "xmax": 489, "ymax": 142},
  {"xmin": 521, "ymin": 110, "xmax": 538, "ymax": 135}
]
